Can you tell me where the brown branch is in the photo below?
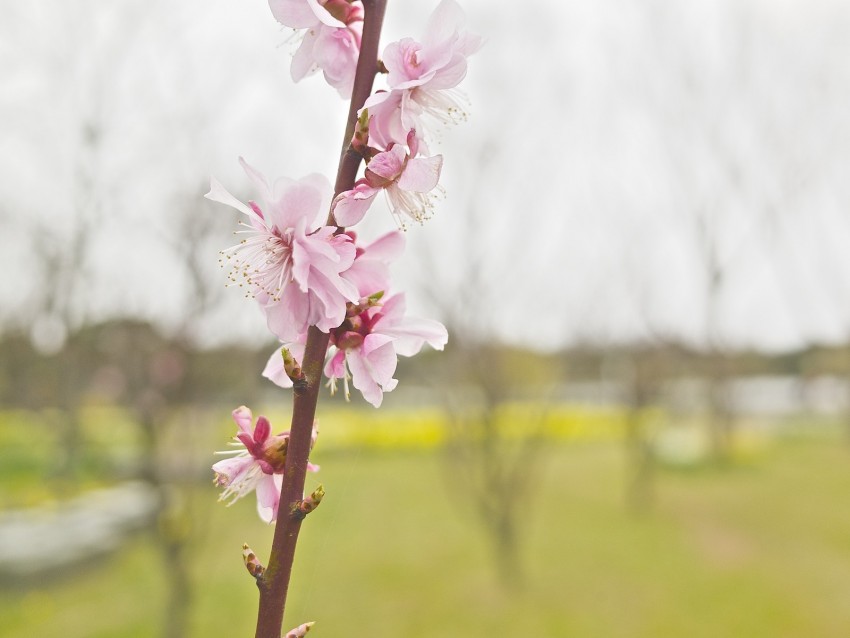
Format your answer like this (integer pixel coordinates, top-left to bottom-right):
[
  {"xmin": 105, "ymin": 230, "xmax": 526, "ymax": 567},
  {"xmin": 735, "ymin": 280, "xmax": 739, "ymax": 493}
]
[{"xmin": 253, "ymin": 2, "xmax": 388, "ymax": 637}]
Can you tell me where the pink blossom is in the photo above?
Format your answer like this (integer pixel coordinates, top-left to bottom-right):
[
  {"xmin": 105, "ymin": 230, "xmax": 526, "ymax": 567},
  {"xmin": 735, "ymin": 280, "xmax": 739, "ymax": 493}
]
[
  {"xmin": 212, "ymin": 406, "xmax": 319, "ymax": 523},
  {"xmin": 205, "ymin": 158, "xmax": 359, "ymax": 342},
  {"xmin": 325, "ymin": 293, "xmax": 448, "ymax": 407},
  {"xmin": 269, "ymin": 0, "xmax": 364, "ymax": 98},
  {"xmin": 333, "ymin": 132, "xmax": 443, "ymax": 227},
  {"xmin": 362, "ymin": 0, "xmax": 482, "ymax": 149},
  {"xmin": 260, "ymin": 251, "xmax": 448, "ymax": 409},
  {"xmin": 263, "ymin": 230, "xmax": 405, "ymax": 388}
]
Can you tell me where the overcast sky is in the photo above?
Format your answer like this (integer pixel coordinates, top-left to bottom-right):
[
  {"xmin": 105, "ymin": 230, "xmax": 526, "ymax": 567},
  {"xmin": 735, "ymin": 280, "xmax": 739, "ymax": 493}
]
[{"xmin": 1, "ymin": 0, "xmax": 848, "ymax": 353}]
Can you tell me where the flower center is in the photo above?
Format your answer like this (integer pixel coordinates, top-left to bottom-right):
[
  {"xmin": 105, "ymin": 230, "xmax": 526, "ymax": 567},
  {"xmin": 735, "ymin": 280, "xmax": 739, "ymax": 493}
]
[
  {"xmin": 330, "ymin": 305, "xmax": 378, "ymax": 350},
  {"xmin": 221, "ymin": 221, "xmax": 294, "ymax": 302}
]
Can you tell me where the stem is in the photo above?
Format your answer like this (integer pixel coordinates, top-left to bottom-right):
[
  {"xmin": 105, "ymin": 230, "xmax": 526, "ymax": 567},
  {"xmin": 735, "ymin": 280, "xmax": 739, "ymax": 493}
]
[{"xmin": 254, "ymin": 3, "xmax": 388, "ymax": 637}]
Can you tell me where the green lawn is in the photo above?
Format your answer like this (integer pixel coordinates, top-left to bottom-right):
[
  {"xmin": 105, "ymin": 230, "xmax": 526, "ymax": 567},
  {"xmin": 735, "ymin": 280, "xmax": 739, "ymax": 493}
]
[{"xmin": 2, "ymin": 430, "xmax": 850, "ymax": 637}]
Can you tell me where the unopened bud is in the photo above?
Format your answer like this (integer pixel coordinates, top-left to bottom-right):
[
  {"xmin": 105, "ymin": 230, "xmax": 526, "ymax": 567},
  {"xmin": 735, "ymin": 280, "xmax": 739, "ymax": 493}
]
[
  {"xmin": 284, "ymin": 622, "xmax": 315, "ymax": 638},
  {"xmin": 346, "ymin": 291, "xmax": 384, "ymax": 317},
  {"xmin": 292, "ymin": 484, "xmax": 325, "ymax": 520},
  {"xmin": 280, "ymin": 347, "xmax": 305, "ymax": 384},
  {"xmin": 242, "ymin": 543, "xmax": 265, "ymax": 580},
  {"xmin": 352, "ymin": 108, "xmax": 372, "ymax": 158}
]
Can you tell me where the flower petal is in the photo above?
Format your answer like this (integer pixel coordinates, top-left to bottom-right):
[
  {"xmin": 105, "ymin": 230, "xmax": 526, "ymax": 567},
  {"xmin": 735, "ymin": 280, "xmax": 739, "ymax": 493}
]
[
  {"xmin": 256, "ymin": 474, "xmax": 282, "ymax": 524},
  {"xmin": 205, "ymin": 177, "xmax": 257, "ymax": 219},
  {"xmin": 397, "ymin": 155, "xmax": 443, "ymax": 192},
  {"xmin": 291, "ymin": 30, "xmax": 321, "ymax": 82},
  {"xmin": 307, "ymin": 0, "xmax": 346, "ymax": 27},
  {"xmin": 347, "ymin": 351, "xmax": 385, "ymax": 408},
  {"xmin": 253, "ymin": 416, "xmax": 271, "ymax": 445},
  {"xmin": 262, "ymin": 348, "xmax": 294, "ymax": 388},
  {"xmin": 269, "ymin": 0, "xmax": 319, "ymax": 28},
  {"xmin": 333, "ymin": 183, "xmax": 379, "ymax": 227},
  {"xmin": 232, "ymin": 406, "xmax": 254, "ymax": 435}
]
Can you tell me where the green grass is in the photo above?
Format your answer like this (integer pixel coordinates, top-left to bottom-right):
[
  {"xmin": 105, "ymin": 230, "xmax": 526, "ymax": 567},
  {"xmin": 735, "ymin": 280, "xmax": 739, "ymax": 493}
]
[{"xmin": 2, "ymin": 429, "xmax": 850, "ymax": 637}]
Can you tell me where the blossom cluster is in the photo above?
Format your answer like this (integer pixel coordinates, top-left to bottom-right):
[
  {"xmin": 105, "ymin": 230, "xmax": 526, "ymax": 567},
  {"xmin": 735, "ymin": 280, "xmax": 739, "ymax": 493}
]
[{"xmin": 209, "ymin": 0, "xmax": 478, "ymax": 520}]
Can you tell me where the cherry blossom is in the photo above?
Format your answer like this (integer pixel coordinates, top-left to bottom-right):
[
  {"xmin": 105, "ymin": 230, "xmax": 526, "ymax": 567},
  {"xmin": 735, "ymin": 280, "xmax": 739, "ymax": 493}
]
[
  {"xmin": 205, "ymin": 158, "xmax": 359, "ymax": 342},
  {"xmin": 263, "ymin": 230, "xmax": 405, "ymax": 388},
  {"xmin": 362, "ymin": 0, "xmax": 482, "ymax": 149},
  {"xmin": 212, "ymin": 406, "xmax": 319, "ymax": 523},
  {"xmin": 333, "ymin": 131, "xmax": 443, "ymax": 227},
  {"xmin": 325, "ymin": 292, "xmax": 447, "ymax": 407},
  {"xmin": 269, "ymin": 0, "xmax": 364, "ymax": 97}
]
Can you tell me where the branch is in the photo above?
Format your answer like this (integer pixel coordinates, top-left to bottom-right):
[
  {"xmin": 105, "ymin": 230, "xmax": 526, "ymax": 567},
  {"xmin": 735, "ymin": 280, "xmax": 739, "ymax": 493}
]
[{"xmin": 253, "ymin": 2, "xmax": 388, "ymax": 636}]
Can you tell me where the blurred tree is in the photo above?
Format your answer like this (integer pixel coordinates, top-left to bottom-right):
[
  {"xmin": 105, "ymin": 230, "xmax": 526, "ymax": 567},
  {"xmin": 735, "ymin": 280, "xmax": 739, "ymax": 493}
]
[{"xmin": 414, "ymin": 143, "xmax": 556, "ymax": 586}]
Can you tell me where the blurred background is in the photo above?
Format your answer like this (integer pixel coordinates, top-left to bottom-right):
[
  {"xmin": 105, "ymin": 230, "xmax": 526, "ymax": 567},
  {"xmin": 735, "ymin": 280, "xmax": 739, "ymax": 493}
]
[{"xmin": 2, "ymin": 0, "xmax": 850, "ymax": 636}]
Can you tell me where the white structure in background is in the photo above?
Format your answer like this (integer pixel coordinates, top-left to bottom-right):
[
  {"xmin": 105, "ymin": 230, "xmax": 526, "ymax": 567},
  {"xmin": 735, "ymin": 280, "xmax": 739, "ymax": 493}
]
[{"xmin": 0, "ymin": 482, "xmax": 158, "ymax": 581}]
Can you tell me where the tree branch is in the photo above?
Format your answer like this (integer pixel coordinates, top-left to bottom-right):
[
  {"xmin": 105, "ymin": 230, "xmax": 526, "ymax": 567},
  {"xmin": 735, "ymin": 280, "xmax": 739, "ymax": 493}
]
[{"xmin": 253, "ymin": 2, "xmax": 388, "ymax": 636}]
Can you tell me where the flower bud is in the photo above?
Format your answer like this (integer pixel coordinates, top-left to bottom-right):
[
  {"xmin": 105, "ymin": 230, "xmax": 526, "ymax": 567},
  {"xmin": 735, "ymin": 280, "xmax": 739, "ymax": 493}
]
[
  {"xmin": 292, "ymin": 484, "xmax": 325, "ymax": 520},
  {"xmin": 284, "ymin": 622, "xmax": 315, "ymax": 638},
  {"xmin": 242, "ymin": 543, "xmax": 265, "ymax": 580}
]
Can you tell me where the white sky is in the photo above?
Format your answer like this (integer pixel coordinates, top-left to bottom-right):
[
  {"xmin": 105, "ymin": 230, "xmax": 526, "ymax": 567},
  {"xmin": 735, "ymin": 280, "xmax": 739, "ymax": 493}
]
[{"xmin": 1, "ymin": 0, "xmax": 848, "ymax": 353}]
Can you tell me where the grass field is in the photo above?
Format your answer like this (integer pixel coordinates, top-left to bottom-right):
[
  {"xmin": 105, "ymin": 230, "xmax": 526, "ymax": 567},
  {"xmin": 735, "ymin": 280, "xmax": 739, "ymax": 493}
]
[{"xmin": 2, "ymin": 416, "xmax": 850, "ymax": 637}]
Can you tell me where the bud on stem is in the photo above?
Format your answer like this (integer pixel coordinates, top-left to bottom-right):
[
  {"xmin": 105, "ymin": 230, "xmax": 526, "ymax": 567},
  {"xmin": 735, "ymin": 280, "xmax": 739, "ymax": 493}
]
[
  {"xmin": 242, "ymin": 543, "xmax": 265, "ymax": 580},
  {"xmin": 284, "ymin": 622, "xmax": 315, "ymax": 638},
  {"xmin": 346, "ymin": 290, "xmax": 384, "ymax": 317},
  {"xmin": 292, "ymin": 484, "xmax": 325, "ymax": 520},
  {"xmin": 281, "ymin": 347, "xmax": 308, "ymax": 391}
]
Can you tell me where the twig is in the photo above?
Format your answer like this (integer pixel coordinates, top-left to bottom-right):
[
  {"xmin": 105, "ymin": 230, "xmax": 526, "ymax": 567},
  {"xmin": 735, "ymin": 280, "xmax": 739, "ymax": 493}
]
[{"xmin": 253, "ymin": 2, "xmax": 388, "ymax": 636}]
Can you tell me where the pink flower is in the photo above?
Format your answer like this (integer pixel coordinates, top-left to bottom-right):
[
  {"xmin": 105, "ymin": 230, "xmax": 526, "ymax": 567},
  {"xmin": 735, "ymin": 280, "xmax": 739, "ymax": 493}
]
[
  {"xmin": 362, "ymin": 0, "xmax": 482, "ymax": 149},
  {"xmin": 269, "ymin": 0, "xmax": 364, "ymax": 98},
  {"xmin": 205, "ymin": 158, "xmax": 359, "ymax": 342},
  {"xmin": 212, "ymin": 406, "xmax": 319, "ymax": 523},
  {"xmin": 263, "ymin": 230, "xmax": 405, "ymax": 388},
  {"xmin": 333, "ymin": 132, "xmax": 443, "ymax": 227},
  {"xmin": 325, "ymin": 293, "xmax": 448, "ymax": 407}
]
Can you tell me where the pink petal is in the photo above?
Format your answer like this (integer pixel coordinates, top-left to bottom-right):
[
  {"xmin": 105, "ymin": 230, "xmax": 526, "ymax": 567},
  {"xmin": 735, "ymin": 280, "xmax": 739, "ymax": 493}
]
[
  {"xmin": 291, "ymin": 31, "xmax": 321, "ymax": 82},
  {"xmin": 262, "ymin": 348, "xmax": 294, "ymax": 389},
  {"xmin": 364, "ymin": 230, "xmax": 406, "ymax": 262},
  {"xmin": 423, "ymin": 0, "xmax": 466, "ymax": 47},
  {"xmin": 347, "ymin": 351, "xmax": 384, "ymax": 408},
  {"xmin": 342, "ymin": 259, "xmax": 389, "ymax": 298},
  {"xmin": 361, "ymin": 90, "xmax": 407, "ymax": 149},
  {"xmin": 366, "ymin": 146, "xmax": 406, "ymax": 182},
  {"xmin": 270, "ymin": 174, "xmax": 328, "ymax": 231},
  {"xmin": 314, "ymin": 25, "xmax": 360, "ymax": 96},
  {"xmin": 341, "ymin": 231, "xmax": 404, "ymax": 298},
  {"xmin": 253, "ymin": 416, "xmax": 271, "ymax": 445},
  {"xmin": 397, "ymin": 155, "xmax": 443, "ymax": 192},
  {"xmin": 324, "ymin": 348, "xmax": 347, "ymax": 379},
  {"xmin": 386, "ymin": 316, "xmax": 448, "ymax": 356},
  {"xmin": 268, "ymin": 0, "xmax": 319, "ymax": 28},
  {"xmin": 376, "ymin": 293, "xmax": 406, "ymax": 320},
  {"xmin": 361, "ymin": 335, "xmax": 398, "ymax": 386},
  {"xmin": 306, "ymin": 0, "xmax": 346, "ymax": 27},
  {"xmin": 212, "ymin": 456, "xmax": 253, "ymax": 486},
  {"xmin": 425, "ymin": 54, "xmax": 469, "ymax": 90},
  {"xmin": 265, "ymin": 285, "xmax": 311, "ymax": 342},
  {"xmin": 256, "ymin": 474, "xmax": 282, "ymax": 524},
  {"xmin": 238, "ymin": 157, "xmax": 273, "ymax": 203},
  {"xmin": 232, "ymin": 406, "xmax": 254, "ymax": 435},
  {"xmin": 237, "ymin": 432, "xmax": 259, "ymax": 453},
  {"xmin": 205, "ymin": 178, "xmax": 257, "ymax": 219},
  {"xmin": 333, "ymin": 184, "xmax": 379, "ymax": 227}
]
